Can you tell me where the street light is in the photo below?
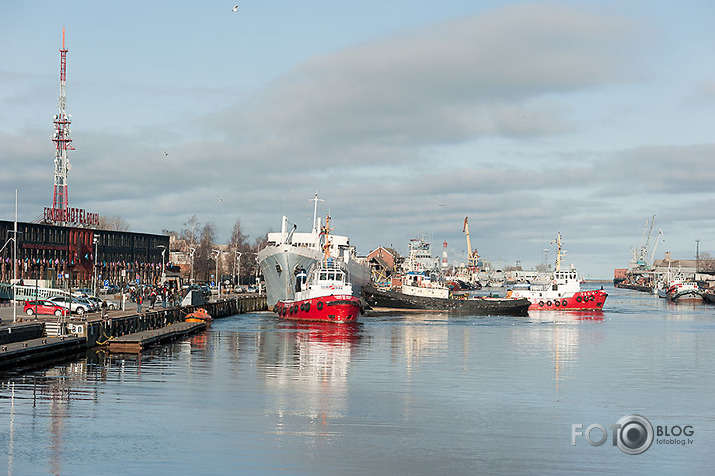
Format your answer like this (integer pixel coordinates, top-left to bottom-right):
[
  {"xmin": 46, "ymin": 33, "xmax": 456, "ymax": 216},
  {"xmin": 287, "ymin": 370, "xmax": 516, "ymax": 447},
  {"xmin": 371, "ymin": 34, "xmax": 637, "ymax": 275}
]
[
  {"xmin": 189, "ymin": 246, "xmax": 196, "ymax": 284},
  {"xmin": 211, "ymin": 249, "xmax": 224, "ymax": 298},
  {"xmin": 93, "ymin": 234, "xmax": 100, "ymax": 297},
  {"xmin": 157, "ymin": 244, "xmax": 166, "ymax": 285},
  {"xmin": 234, "ymin": 250, "xmax": 242, "ymax": 288}
]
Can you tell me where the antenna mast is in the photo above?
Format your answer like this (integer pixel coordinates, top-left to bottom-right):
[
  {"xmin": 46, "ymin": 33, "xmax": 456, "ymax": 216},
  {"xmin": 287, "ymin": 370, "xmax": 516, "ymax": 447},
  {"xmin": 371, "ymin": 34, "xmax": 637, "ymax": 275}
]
[{"xmin": 51, "ymin": 27, "xmax": 74, "ymax": 219}]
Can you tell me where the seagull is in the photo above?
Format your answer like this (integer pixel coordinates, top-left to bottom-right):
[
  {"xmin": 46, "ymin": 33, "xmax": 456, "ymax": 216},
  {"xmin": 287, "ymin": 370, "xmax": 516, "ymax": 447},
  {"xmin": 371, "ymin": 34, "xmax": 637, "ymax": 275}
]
[
  {"xmin": 218, "ymin": 198, "xmax": 223, "ymax": 202},
  {"xmin": 162, "ymin": 150, "xmax": 168, "ymax": 157},
  {"xmin": 232, "ymin": 5, "xmax": 239, "ymax": 11}
]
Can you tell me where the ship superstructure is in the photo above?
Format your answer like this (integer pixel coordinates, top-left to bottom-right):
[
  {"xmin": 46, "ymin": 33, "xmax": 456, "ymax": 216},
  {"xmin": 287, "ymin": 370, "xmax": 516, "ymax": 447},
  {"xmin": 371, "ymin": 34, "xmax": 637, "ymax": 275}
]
[{"xmin": 257, "ymin": 193, "xmax": 370, "ymax": 307}]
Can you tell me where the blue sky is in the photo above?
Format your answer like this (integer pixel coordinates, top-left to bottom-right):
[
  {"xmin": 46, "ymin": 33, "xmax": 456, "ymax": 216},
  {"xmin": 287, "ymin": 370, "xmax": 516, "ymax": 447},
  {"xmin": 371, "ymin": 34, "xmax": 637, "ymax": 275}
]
[{"xmin": 2, "ymin": 1, "xmax": 715, "ymax": 278}]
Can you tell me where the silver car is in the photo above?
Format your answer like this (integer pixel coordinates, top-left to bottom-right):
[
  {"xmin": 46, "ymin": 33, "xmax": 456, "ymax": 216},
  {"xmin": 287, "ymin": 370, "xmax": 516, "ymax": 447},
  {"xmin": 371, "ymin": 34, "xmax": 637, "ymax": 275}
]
[
  {"xmin": 49, "ymin": 296, "xmax": 91, "ymax": 315},
  {"xmin": 87, "ymin": 295, "xmax": 118, "ymax": 310}
]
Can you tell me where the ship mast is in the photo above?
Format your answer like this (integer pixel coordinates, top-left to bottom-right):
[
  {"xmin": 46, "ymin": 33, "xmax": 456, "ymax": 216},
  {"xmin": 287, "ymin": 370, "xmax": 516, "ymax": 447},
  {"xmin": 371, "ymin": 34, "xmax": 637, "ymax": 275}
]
[
  {"xmin": 321, "ymin": 214, "xmax": 333, "ymax": 264},
  {"xmin": 310, "ymin": 191, "xmax": 324, "ymax": 234},
  {"xmin": 554, "ymin": 232, "xmax": 563, "ymax": 272},
  {"xmin": 52, "ymin": 27, "xmax": 74, "ymax": 219}
]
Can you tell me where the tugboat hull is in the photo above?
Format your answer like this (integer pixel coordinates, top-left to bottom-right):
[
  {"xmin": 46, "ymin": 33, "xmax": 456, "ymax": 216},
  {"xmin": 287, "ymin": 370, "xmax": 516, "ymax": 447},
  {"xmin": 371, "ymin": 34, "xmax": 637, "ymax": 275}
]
[
  {"xmin": 274, "ymin": 295, "xmax": 361, "ymax": 323},
  {"xmin": 363, "ymin": 285, "xmax": 530, "ymax": 316}
]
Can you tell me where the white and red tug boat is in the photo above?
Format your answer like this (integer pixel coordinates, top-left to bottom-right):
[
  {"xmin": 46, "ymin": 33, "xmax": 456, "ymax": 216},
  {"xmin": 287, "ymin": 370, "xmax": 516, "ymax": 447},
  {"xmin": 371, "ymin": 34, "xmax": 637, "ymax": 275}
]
[
  {"xmin": 509, "ymin": 233, "xmax": 608, "ymax": 311},
  {"xmin": 272, "ymin": 216, "xmax": 362, "ymax": 324}
]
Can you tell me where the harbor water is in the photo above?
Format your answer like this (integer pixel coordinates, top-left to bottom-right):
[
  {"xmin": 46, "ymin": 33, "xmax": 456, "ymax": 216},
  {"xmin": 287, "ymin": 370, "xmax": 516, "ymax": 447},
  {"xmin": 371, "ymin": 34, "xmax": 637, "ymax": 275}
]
[{"xmin": 1, "ymin": 284, "xmax": 714, "ymax": 475}]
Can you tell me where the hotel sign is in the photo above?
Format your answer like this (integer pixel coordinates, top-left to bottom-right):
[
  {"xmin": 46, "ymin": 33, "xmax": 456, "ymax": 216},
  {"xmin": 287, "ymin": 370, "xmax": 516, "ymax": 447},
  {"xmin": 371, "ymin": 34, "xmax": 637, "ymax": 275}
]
[{"xmin": 44, "ymin": 207, "xmax": 100, "ymax": 226}]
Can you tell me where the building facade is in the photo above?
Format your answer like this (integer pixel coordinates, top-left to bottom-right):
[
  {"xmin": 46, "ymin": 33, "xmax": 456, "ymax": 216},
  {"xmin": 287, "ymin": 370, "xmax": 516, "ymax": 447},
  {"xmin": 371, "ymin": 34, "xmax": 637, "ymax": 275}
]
[{"xmin": 0, "ymin": 220, "xmax": 169, "ymax": 289}]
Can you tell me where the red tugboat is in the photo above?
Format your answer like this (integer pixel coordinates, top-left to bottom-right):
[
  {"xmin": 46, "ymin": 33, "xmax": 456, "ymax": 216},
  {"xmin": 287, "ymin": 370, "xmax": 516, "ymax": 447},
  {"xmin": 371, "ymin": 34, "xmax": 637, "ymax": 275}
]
[
  {"xmin": 509, "ymin": 233, "xmax": 608, "ymax": 311},
  {"xmin": 273, "ymin": 215, "xmax": 362, "ymax": 323}
]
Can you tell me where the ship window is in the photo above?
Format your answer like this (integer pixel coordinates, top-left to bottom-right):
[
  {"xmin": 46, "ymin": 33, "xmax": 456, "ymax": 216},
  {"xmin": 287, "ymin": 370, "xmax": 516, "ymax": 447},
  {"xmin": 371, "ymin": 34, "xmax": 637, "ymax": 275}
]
[
  {"xmin": 275, "ymin": 264, "xmax": 282, "ymax": 273},
  {"xmin": 327, "ymin": 272, "xmax": 335, "ymax": 281}
]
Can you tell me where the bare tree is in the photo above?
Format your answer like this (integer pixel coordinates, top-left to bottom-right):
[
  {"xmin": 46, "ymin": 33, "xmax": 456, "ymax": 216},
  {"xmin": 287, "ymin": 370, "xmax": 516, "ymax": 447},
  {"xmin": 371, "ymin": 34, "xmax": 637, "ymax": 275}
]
[
  {"xmin": 699, "ymin": 252, "xmax": 715, "ymax": 273},
  {"xmin": 180, "ymin": 215, "xmax": 200, "ymax": 248},
  {"xmin": 196, "ymin": 222, "xmax": 217, "ymax": 282},
  {"xmin": 230, "ymin": 219, "xmax": 251, "ymax": 284},
  {"xmin": 97, "ymin": 215, "xmax": 130, "ymax": 231}
]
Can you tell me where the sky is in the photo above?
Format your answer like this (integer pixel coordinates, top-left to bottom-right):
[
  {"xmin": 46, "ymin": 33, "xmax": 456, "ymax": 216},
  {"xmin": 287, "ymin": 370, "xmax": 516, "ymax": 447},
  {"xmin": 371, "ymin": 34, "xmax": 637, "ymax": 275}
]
[{"xmin": 1, "ymin": 1, "xmax": 715, "ymax": 278}]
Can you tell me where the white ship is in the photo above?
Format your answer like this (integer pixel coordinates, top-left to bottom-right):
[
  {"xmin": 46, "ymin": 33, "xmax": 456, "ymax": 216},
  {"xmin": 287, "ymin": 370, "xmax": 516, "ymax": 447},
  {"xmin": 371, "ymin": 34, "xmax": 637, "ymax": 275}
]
[{"xmin": 257, "ymin": 193, "xmax": 371, "ymax": 307}]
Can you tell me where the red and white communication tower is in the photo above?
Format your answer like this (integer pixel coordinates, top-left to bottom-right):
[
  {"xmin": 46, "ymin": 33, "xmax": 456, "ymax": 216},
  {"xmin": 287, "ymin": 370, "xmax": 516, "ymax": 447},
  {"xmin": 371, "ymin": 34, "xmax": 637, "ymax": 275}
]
[{"xmin": 51, "ymin": 28, "xmax": 74, "ymax": 216}]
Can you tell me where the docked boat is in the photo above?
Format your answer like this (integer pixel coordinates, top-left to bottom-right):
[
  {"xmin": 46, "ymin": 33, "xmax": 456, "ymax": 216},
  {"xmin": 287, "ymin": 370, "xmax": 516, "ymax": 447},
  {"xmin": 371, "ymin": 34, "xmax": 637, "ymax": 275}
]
[
  {"xmin": 257, "ymin": 192, "xmax": 371, "ymax": 307},
  {"xmin": 665, "ymin": 281, "xmax": 703, "ymax": 302},
  {"xmin": 185, "ymin": 308, "xmax": 212, "ymax": 323},
  {"xmin": 362, "ymin": 284, "xmax": 530, "ymax": 315},
  {"xmin": 508, "ymin": 233, "xmax": 608, "ymax": 311},
  {"xmin": 363, "ymin": 272, "xmax": 529, "ymax": 316},
  {"xmin": 703, "ymin": 291, "xmax": 715, "ymax": 305},
  {"xmin": 273, "ymin": 221, "xmax": 363, "ymax": 323}
]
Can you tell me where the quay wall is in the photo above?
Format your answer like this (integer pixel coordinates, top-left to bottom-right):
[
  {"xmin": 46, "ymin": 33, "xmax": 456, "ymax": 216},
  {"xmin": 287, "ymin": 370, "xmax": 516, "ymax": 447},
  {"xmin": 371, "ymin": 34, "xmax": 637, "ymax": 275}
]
[
  {"xmin": 1, "ymin": 322, "xmax": 44, "ymax": 345},
  {"xmin": 1, "ymin": 295, "xmax": 266, "ymax": 368},
  {"xmin": 86, "ymin": 294, "xmax": 267, "ymax": 347}
]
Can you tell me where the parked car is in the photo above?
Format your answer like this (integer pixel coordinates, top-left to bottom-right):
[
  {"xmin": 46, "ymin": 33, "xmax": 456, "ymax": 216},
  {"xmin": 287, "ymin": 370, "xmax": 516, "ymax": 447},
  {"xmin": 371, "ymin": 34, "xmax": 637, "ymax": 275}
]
[
  {"xmin": 49, "ymin": 296, "xmax": 91, "ymax": 315},
  {"xmin": 86, "ymin": 295, "xmax": 118, "ymax": 310},
  {"xmin": 103, "ymin": 284, "xmax": 120, "ymax": 294},
  {"xmin": 71, "ymin": 288, "xmax": 93, "ymax": 298},
  {"xmin": 76, "ymin": 297, "xmax": 98, "ymax": 312},
  {"xmin": 23, "ymin": 300, "xmax": 69, "ymax": 317}
]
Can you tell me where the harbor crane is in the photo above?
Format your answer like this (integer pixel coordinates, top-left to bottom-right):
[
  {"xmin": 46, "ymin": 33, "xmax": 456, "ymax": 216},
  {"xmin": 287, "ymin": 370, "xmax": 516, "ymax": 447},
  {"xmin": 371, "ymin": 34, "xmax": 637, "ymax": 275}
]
[
  {"xmin": 463, "ymin": 217, "xmax": 480, "ymax": 269},
  {"xmin": 649, "ymin": 229, "xmax": 665, "ymax": 266},
  {"xmin": 632, "ymin": 215, "xmax": 656, "ymax": 268}
]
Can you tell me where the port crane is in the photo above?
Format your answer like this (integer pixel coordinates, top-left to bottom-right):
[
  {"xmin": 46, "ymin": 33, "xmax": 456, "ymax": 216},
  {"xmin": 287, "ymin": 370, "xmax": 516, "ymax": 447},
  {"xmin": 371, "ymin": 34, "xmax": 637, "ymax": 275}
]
[
  {"xmin": 463, "ymin": 217, "xmax": 480, "ymax": 269},
  {"xmin": 632, "ymin": 215, "xmax": 659, "ymax": 268}
]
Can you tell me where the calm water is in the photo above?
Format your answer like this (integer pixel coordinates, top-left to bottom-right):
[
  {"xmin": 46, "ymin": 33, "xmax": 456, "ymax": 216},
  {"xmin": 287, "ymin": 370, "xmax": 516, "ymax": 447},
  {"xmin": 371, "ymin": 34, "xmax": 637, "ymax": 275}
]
[{"xmin": 1, "ymin": 284, "xmax": 714, "ymax": 475}]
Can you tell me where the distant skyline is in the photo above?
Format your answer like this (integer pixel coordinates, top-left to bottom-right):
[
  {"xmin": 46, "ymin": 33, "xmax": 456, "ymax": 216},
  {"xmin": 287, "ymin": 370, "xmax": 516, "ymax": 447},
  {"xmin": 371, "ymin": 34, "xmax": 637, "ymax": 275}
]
[{"xmin": 2, "ymin": 1, "xmax": 715, "ymax": 278}]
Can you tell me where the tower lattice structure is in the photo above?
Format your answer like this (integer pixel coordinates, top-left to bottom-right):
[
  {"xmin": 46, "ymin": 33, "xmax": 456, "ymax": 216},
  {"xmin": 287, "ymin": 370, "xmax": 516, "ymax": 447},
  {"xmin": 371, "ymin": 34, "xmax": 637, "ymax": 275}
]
[{"xmin": 51, "ymin": 28, "xmax": 73, "ymax": 216}]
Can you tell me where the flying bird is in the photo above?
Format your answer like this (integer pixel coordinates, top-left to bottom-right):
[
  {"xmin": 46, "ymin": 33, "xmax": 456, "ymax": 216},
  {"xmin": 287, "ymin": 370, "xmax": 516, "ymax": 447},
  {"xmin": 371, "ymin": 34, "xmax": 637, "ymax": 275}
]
[
  {"xmin": 232, "ymin": 5, "xmax": 239, "ymax": 11},
  {"xmin": 162, "ymin": 150, "xmax": 168, "ymax": 157},
  {"xmin": 218, "ymin": 198, "xmax": 223, "ymax": 202}
]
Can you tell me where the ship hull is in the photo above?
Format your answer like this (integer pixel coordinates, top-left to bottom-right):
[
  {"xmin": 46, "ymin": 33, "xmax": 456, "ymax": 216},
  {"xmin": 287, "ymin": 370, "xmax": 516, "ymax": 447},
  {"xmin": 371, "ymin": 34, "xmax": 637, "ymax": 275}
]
[
  {"xmin": 258, "ymin": 244, "xmax": 370, "ymax": 307},
  {"xmin": 274, "ymin": 295, "xmax": 361, "ymax": 323},
  {"xmin": 669, "ymin": 290, "xmax": 704, "ymax": 302},
  {"xmin": 518, "ymin": 289, "xmax": 607, "ymax": 311},
  {"xmin": 363, "ymin": 285, "xmax": 530, "ymax": 316}
]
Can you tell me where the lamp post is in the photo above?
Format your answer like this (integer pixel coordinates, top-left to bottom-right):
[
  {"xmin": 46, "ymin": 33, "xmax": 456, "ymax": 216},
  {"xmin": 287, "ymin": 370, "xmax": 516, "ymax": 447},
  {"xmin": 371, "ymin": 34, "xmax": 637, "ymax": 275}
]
[
  {"xmin": 13, "ymin": 190, "xmax": 18, "ymax": 323},
  {"xmin": 211, "ymin": 249, "xmax": 224, "ymax": 299},
  {"xmin": 234, "ymin": 250, "xmax": 242, "ymax": 289},
  {"xmin": 93, "ymin": 234, "xmax": 100, "ymax": 297},
  {"xmin": 189, "ymin": 246, "xmax": 196, "ymax": 284},
  {"xmin": 157, "ymin": 245, "xmax": 166, "ymax": 285}
]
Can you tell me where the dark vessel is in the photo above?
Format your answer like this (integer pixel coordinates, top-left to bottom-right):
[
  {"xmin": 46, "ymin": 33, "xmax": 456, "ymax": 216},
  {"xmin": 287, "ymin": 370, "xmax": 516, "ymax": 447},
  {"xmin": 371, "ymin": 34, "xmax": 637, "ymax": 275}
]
[{"xmin": 362, "ymin": 285, "xmax": 530, "ymax": 316}]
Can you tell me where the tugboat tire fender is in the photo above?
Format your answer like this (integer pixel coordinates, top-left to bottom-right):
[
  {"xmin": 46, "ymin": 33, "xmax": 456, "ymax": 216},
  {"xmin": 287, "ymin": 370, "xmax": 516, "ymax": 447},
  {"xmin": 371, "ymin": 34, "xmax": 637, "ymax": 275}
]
[{"xmin": 317, "ymin": 301, "xmax": 324, "ymax": 311}]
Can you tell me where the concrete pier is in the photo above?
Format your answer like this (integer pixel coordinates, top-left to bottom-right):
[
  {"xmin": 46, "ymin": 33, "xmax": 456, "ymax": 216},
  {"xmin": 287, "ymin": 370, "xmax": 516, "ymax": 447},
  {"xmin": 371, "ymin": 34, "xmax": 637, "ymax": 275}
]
[
  {"xmin": 0, "ymin": 294, "xmax": 267, "ymax": 369},
  {"xmin": 107, "ymin": 321, "xmax": 206, "ymax": 353}
]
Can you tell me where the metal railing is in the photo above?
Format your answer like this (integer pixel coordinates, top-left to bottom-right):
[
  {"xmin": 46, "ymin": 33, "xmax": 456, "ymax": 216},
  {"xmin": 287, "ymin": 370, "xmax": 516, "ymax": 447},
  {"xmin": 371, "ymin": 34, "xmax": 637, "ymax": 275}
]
[{"xmin": 0, "ymin": 283, "xmax": 70, "ymax": 302}]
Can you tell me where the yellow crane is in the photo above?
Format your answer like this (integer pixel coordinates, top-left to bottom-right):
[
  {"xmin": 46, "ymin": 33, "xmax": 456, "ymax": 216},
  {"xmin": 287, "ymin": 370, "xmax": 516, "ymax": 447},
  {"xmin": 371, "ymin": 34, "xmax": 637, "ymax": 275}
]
[{"xmin": 463, "ymin": 217, "xmax": 480, "ymax": 269}]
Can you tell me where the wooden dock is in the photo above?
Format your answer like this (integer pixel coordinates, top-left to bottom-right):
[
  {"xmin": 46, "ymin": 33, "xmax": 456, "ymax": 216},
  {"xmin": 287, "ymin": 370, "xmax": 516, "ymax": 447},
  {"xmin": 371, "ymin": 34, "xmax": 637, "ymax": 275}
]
[
  {"xmin": 0, "ymin": 335, "xmax": 86, "ymax": 370},
  {"xmin": 107, "ymin": 321, "xmax": 206, "ymax": 353}
]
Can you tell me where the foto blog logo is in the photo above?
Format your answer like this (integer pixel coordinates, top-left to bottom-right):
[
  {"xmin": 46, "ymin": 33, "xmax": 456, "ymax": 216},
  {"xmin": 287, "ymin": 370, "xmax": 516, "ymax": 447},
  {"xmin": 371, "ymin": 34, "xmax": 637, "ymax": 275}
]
[{"xmin": 572, "ymin": 414, "xmax": 653, "ymax": 455}]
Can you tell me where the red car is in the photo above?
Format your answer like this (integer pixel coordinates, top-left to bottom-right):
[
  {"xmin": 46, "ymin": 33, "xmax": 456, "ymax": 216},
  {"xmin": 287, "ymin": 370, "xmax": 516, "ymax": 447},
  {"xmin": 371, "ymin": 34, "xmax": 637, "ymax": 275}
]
[{"xmin": 23, "ymin": 300, "xmax": 69, "ymax": 317}]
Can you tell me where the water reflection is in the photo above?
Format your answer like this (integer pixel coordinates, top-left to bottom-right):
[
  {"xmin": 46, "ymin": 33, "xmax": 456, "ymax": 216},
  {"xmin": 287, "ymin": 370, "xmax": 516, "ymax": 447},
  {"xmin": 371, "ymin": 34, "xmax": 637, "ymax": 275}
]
[
  {"xmin": 524, "ymin": 311, "xmax": 604, "ymax": 391},
  {"xmin": 255, "ymin": 321, "xmax": 362, "ymax": 441}
]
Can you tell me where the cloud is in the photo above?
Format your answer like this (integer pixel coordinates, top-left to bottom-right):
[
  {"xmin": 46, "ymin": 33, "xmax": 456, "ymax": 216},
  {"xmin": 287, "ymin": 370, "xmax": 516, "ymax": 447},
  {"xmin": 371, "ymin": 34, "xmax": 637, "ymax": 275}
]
[{"xmin": 211, "ymin": 3, "xmax": 642, "ymax": 172}]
